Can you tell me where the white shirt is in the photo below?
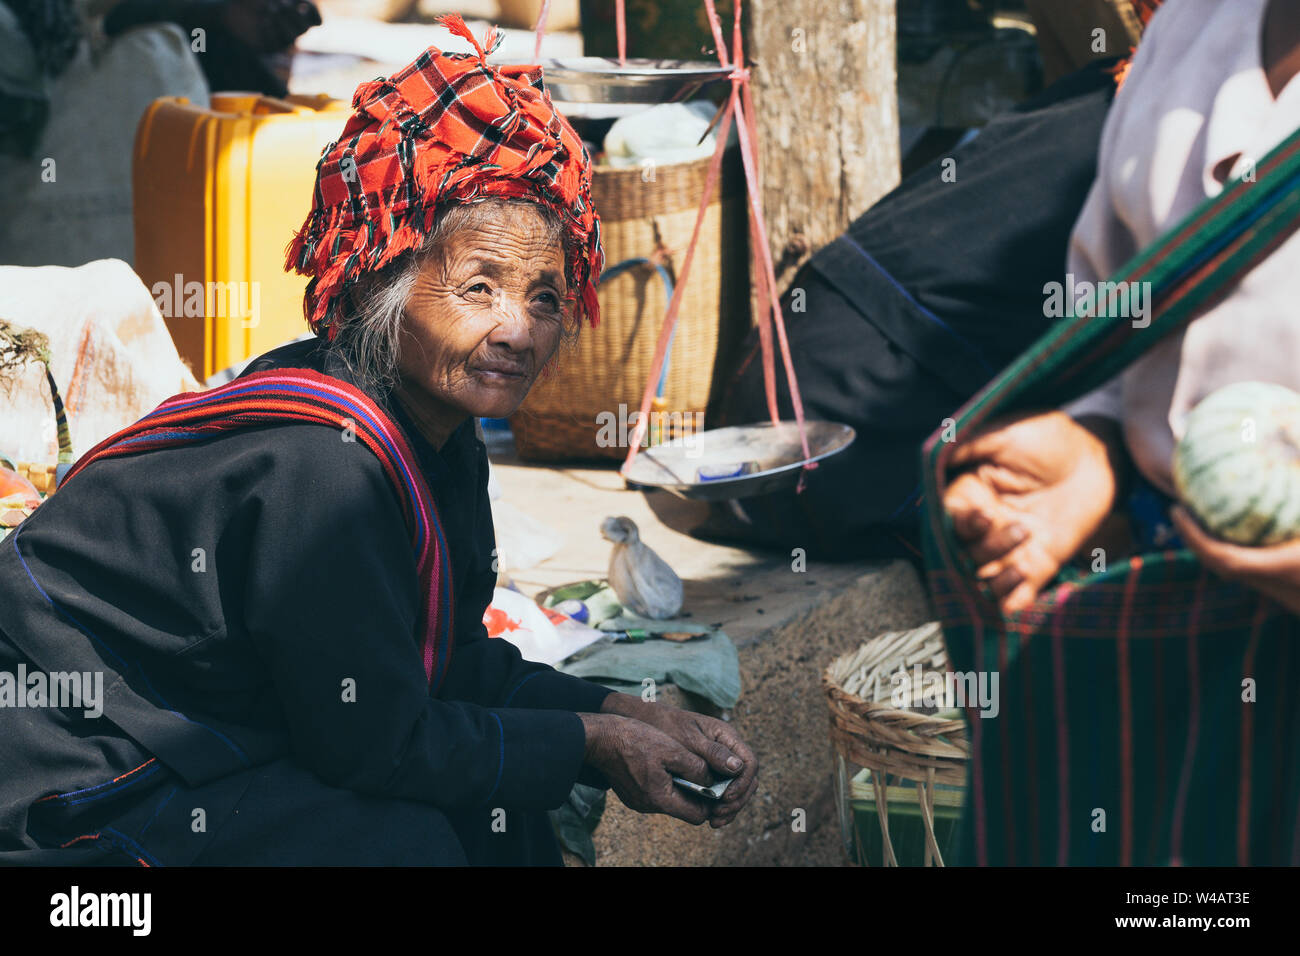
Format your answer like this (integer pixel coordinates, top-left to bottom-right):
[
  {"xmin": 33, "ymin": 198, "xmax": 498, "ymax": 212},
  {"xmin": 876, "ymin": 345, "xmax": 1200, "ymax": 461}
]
[{"xmin": 1065, "ymin": 0, "xmax": 1300, "ymax": 495}]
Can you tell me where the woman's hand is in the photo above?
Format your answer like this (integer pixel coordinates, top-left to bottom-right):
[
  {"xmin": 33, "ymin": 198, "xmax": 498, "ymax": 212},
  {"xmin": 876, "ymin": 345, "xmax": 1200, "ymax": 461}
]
[
  {"xmin": 578, "ymin": 713, "xmax": 716, "ymax": 825},
  {"xmin": 599, "ymin": 693, "xmax": 759, "ymax": 828},
  {"xmin": 1171, "ymin": 506, "xmax": 1300, "ymax": 615},
  {"xmin": 942, "ymin": 411, "xmax": 1126, "ymax": 614}
]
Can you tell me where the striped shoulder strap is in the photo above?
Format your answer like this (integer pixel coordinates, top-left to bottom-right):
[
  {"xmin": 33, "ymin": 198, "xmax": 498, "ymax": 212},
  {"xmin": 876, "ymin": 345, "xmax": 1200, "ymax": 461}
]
[{"xmin": 62, "ymin": 368, "xmax": 456, "ymax": 693}]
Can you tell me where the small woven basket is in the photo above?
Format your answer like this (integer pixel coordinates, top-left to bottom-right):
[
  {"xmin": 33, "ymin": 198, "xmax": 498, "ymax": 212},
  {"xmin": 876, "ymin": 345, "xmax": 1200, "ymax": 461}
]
[
  {"xmin": 510, "ymin": 148, "xmax": 749, "ymax": 461},
  {"xmin": 823, "ymin": 621, "xmax": 971, "ymax": 866}
]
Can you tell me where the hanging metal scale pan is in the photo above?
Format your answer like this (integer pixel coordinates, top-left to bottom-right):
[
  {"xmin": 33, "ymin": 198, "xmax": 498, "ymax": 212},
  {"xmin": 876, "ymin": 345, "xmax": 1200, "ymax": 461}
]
[
  {"xmin": 539, "ymin": 58, "xmax": 732, "ymax": 104},
  {"xmin": 622, "ymin": 421, "xmax": 856, "ymax": 501}
]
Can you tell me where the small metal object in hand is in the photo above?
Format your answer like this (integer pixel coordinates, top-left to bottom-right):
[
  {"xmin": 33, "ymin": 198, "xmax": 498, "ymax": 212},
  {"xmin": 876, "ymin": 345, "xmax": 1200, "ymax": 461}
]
[
  {"xmin": 622, "ymin": 421, "xmax": 856, "ymax": 501},
  {"xmin": 671, "ymin": 776, "xmax": 734, "ymax": 801}
]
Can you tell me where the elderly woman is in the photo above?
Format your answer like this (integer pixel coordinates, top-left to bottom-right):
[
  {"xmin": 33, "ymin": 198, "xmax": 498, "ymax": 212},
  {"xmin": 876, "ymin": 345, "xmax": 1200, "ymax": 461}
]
[{"xmin": 0, "ymin": 17, "xmax": 757, "ymax": 865}]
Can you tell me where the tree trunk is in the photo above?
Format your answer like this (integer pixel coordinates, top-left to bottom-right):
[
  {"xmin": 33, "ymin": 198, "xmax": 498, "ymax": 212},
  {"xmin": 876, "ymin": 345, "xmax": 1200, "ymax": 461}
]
[{"xmin": 743, "ymin": 0, "xmax": 900, "ymax": 295}]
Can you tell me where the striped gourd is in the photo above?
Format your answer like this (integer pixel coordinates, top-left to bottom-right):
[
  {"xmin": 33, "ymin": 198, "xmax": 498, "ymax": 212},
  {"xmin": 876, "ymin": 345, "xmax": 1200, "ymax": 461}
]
[{"xmin": 1173, "ymin": 381, "xmax": 1300, "ymax": 546}]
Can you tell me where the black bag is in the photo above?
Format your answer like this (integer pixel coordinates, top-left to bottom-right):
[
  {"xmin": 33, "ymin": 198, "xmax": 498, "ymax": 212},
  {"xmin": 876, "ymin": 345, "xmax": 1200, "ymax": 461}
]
[{"xmin": 709, "ymin": 63, "xmax": 1117, "ymax": 559}]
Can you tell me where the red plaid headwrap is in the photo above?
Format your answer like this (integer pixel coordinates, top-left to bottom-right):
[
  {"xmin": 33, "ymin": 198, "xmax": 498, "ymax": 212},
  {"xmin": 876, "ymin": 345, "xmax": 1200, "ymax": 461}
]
[{"xmin": 286, "ymin": 13, "xmax": 604, "ymax": 337}]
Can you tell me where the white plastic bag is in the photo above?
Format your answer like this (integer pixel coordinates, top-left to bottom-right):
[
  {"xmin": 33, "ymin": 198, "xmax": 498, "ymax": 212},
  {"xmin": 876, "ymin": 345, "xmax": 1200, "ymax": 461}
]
[
  {"xmin": 0, "ymin": 259, "xmax": 201, "ymax": 463},
  {"xmin": 483, "ymin": 588, "xmax": 607, "ymax": 666}
]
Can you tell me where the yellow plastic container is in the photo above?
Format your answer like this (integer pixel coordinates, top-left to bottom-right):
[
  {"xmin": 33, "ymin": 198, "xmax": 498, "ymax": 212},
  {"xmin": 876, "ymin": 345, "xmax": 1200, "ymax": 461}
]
[{"xmin": 133, "ymin": 93, "xmax": 349, "ymax": 380}]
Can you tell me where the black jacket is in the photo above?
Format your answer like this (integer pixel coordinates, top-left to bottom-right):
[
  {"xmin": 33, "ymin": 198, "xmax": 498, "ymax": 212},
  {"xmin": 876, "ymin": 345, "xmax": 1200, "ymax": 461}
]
[{"xmin": 0, "ymin": 336, "xmax": 610, "ymax": 858}]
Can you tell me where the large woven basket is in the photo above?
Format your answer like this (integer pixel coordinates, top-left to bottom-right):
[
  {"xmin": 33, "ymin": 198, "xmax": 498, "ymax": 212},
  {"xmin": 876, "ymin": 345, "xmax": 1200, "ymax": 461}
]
[
  {"xmin": 510, "ymin": 147, "xmax": 750, "ymax": 461},
  {"xmin": 823, "ymin": 622, "xmax": 972, "ymax": 866}
]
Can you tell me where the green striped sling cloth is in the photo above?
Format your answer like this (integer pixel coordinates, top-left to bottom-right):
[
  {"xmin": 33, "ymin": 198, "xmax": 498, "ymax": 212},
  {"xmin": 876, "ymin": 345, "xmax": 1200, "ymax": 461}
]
[{"xmin": 921, "ymin": 126, "xmax": 1300, "ymax": 865}]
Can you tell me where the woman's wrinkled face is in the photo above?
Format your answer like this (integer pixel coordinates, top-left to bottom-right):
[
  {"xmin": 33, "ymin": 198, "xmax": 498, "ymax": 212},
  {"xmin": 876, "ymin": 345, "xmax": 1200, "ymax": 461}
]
[{"xmin": 396, "ymin": 202, "xmax": 568, "ymax": 430}]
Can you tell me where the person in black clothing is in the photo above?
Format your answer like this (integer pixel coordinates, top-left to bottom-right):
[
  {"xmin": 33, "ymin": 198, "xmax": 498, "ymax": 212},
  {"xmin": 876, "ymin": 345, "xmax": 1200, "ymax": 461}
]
[
  {"xmin": 712, "ymin": 61, "xmax": 1122, "ymax": 560},
  {"xmin": 102, "ymin": 0, "xmax": 322, "ymax": 96},
  {"xmin": 0, "ymin": 35, "xmax": 759, "ymax": 865}
]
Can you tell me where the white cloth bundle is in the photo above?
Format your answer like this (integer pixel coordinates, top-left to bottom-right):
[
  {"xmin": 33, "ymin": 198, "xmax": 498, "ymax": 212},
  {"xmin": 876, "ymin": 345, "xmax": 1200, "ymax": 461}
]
[{"xmin": 0, "ymin": 259, "xmax": 201, "ymax": 463}]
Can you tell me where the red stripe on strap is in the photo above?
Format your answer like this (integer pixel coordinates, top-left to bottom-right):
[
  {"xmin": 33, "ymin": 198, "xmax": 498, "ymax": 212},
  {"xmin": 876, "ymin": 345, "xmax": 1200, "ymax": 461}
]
[
  {"xmin": 1236, "ymin": 604, "xmax": 1265, "ymax": 865},
  {"xmin": 1020, "ymin": 627, "xmax": 1041, "ymax": 863},
  {"xmin": 1052, "ymin": 587, "xmax": 1071, "ymax": 865},
  {"xmin": 1117, "ymin": 558, "xmax": 1140, "ymax": 865},
  {"xmin": 1273, "ymin": 638, "xmax": 1296, "ymax": 863},
  {"xmin": 1147, "ymin": 630, "xmax": 1167, "ymax": 864},
  {"xmin": 1169, "ymin": 574, "xmax": 1205, "ymax": 866},
  {"xmin": 998, "ymin": 628, "xmax": 1016, "ymax": 864},
  {"xmin": 971, "ymin": 616, "xmax": 988, "ymax": 866}
]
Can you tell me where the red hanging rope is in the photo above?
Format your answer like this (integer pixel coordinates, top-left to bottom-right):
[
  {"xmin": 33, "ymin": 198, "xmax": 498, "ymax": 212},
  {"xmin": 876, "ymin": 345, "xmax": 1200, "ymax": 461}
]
[
  {"xmin": 534, "ymin": 0, "xmax": 627, "ymax": 64},
  {"xmin": 622, "ymin": 98, "xmax": 737, "ymax": 458},
  {"xmin": 621, "ymin": 0, "xmax": 815, "ymax": 487},
  {"xmin": 532, "ymin": 0, "xmax": 552, "ymax": 61},
  {"xmin": 529, "ymin": 0, "xmax": 815, "ymax": 486},
  {"xmin": 616, "ymin": 0, "xmax": 627, "ymax": 64}
]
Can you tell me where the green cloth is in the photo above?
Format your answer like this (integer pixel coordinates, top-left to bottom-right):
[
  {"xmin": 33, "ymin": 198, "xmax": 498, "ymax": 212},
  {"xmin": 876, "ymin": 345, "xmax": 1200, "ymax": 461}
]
[
  {"xmin": 558, "ymin": 629, "xmax": 741, "ymax": 710},
  {"xmin": 545, "ymin": 580, "xmax": 741, "ymax": 709},
  {"xmin": 548, "ymin": 783, "xmax": 606, "ymax": 866}
]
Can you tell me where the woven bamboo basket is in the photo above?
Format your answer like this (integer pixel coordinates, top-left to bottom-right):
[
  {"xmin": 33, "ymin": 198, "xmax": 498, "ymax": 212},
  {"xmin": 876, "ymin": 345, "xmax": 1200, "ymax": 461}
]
[
  {"xmin": 823, "ymin": 621, "xmax": 972, "ymax": 866},
  {"xmin": 510, "ymin": 147, "xmax": 749, "ymax": 461}
]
